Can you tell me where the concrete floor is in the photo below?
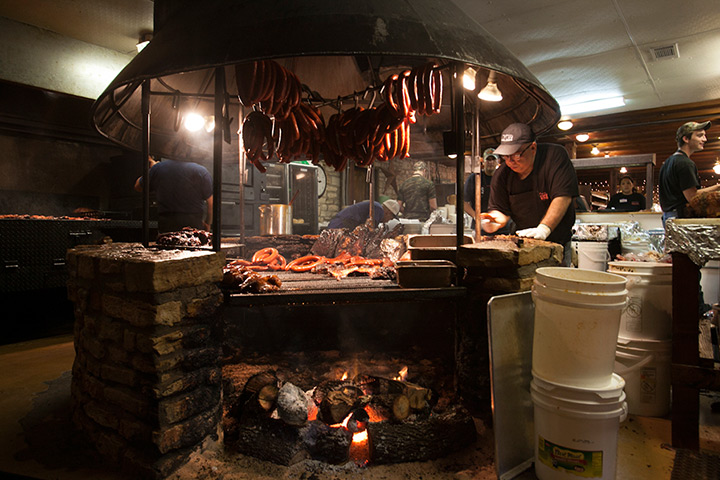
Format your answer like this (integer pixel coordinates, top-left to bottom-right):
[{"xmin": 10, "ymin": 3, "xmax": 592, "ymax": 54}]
[{"xmin": 1, "ymin": 334, "xmax": 719, "ymax": 480}]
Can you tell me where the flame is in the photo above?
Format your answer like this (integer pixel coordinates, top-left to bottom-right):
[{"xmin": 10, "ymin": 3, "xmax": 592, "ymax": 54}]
[
  {"xmin": 394, "ymin": 366, "xmax": 408, "ymax": 381},
  {"xmin": 349, "ymin": 427, "xmax": 370, "ymax": 465},
  {"xmin": 341, "ymin": 371, "xmax": 348, "ymax": 381}
]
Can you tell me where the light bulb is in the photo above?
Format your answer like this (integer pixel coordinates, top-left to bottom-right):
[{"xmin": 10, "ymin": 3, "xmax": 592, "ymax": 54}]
[
  {"xmin": 591, "ymin": 145, "xmax": 600, "ymax": 155},
  {"xmin": 462, "ymin": 67, "xmax": 477, "ymax": 91},
  {"xmin": 184, "ymin": 113, "xmax": 205, "ymax": 132},
  {"xmin": 478, "ymin": 81, "xmax": 502, "ymax": 102},
  {"xmin": 575, "ymin": 133, "xmax": 589, "ymax": 142},
  {"xmin": 713, "ymin": 162, "xmax": 720, "ymax": 175}
]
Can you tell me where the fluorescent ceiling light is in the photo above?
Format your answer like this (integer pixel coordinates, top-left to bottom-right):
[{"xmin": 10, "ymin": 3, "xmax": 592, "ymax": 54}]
[{"xmin": 560, "ymin": 96, "xmax": 625, "ymax": 115}]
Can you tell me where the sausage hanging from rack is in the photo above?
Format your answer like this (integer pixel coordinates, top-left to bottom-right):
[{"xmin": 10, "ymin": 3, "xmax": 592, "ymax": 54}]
[
  {"xmin": 235, "ymin": 60, "xmax": 302, "ymax": 119},
  {"xmin": 238, "ymin": 60, "xmax": 443, "ymax": 172}
]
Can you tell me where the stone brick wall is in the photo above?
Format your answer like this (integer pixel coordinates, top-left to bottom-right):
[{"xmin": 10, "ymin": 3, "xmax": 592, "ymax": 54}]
[
  {"xmin": 67, "ymin": 243, "xmax": 225, "ymax": 479},
  {"xmin": 318, "ymin": 165, "xmax": 342, "ymax": 224}
]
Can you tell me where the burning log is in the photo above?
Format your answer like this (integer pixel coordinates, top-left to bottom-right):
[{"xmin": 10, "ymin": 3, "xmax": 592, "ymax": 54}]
[
  {"xmin": 359, "ymin": 375, "xmax": 432, "ymax": 411},
  {"xmin": 318, "ymin": 384, "xmax": 365, "ymax": 425},
  {"xmin": 367, "ymin": 405, "xmax": 477, "ymax": 464}
]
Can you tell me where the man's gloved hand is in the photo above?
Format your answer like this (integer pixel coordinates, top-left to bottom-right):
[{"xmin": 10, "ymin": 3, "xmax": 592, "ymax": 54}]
[{"xmin": 516, "ymin": 223, "xmax": 551, "ymax": 240}]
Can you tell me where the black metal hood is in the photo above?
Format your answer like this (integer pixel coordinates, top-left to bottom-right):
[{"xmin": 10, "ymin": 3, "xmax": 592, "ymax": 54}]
[{"xmin": 91, "ymin": 0, "xmax": 560, "ymax": 161}]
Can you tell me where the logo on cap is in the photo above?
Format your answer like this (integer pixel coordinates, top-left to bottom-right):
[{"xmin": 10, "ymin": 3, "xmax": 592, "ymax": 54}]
[{"xmin": 501, "ymin": 134, "xmax": 515, "ymax": 142}]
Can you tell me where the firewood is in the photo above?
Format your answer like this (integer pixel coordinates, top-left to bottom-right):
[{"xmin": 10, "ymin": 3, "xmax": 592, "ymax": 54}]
[
  {"xmin": 320, "ymin": 389, "xmax": 356, "ymax": 424},
  {"xmin": 243, "ymin": 370, "xmax": 278, "ymax": 394},
  {"xmin": 368, "ymin": 405, "xmax": 477, "ymax": 464},
  {"xmin": 232, "ymin": 415, "xmax": 308, "ymax": 466},
  {"xmin": 361, "ymin": 375, "xmax": 431, "ymax": 411},
  {"xmin": 257, "ymin": 384, "xmax": 278, "ymax": 411},
  {"xmin": 303, "ymin": 421, "xmax": 353, "ymax": 464},
  {"xmin": 392, "ymin": 394, "xmax": 410, "ymax": 421}
]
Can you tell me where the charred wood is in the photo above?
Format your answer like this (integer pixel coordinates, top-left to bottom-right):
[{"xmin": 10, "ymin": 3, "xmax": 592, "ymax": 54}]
[{"xmin": 367, "ymin": 405, "xmax": 477, "ymax": 464}]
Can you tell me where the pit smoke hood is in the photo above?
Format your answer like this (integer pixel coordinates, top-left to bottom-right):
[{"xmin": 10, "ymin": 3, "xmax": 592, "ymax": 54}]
[{"xmin": 91, "ymin": 0, "xmax": 560, "ymax": 162}]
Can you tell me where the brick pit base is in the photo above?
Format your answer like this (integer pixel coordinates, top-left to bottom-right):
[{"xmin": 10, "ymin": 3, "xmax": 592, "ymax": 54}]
[{"xmin": 67, "ymin": 243, "xmax": 225, "ymax": 479}]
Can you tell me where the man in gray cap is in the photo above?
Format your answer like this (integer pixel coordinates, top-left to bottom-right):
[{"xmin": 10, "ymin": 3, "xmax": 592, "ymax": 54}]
[
  {"xmin": 659, "ymin": 121, "xmax": 719, "ymax": 226},
  {"xmin": 398, "ymin": 161, "xmax": 437, "ymax": 220},
  {"xmin": 480, "ymin": 123, "xmax": 579, "ymax": 266}
]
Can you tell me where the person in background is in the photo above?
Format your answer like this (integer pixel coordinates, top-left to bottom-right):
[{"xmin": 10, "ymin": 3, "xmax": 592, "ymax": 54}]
[
  {"xmin": 605, "ymin": 175, "xmax": 646, "ymax": 211},
  {"xmin": 398, "ymin": 161, "xmax": 437, "ymax": 221},
  {"xmin": 464, "ymin": 148, "xmax": 498, "ymax": 219},
  {"xmin": 659, "ymin": 121, "xmax": 720, "ymax": 227},
  {"xmin": 328, "ymin": 199, "xmax": 400, "ymax": 229},
  {"xmin": 134, "ymin": 155, "xmax": 213, "ymax": 233},
  {"xmin": 480, "ymin": 123, "xmax": 579, "ymax": 266},
  {"xmin": 464, "ymin": 148, "xmax": 513, "ymax": 235}
]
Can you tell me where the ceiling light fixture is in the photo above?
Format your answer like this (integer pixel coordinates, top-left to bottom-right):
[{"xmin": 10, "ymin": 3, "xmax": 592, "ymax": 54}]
[
  {"xmin": 136, "ymin": 33, "xmax": 153, "ymax": 52},
  {"xmin": 619, "ymin": 166, "xmax": 627, "ymax": 173},
  {"xmin": 714, "ymin": 159, "xmax": 720, "ymax": 175},
  {"xmin": 575, "ymin": 133, "xmax": 589, "ymax": 142},
  {"xmin": 557, "ymin": 120, "xmax": 573, "ymax": 131},
  {"xmin": 462, "ymin": 66, "xmax": 477, "ymax": 91},
  {"xmin": 183, "ymin": 113, "xmax": 215, "ymax": 132},
  {"xmin": 478, "ymin": 71, "xmax": 503, "ymax": 102},
  {"xmin": 560, "ymin": 96, "xmax": 625, "ymax": 115},
  {"xmin": 591, "ymin": 145, "xmax": 600, "ymax": 155}
]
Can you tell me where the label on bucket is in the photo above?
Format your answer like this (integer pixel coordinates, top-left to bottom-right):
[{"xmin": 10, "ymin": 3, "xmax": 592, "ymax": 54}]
[
  {"xmin": 640, "ymin": 367, "xmax": 657, "ymax": 403},
  {"xmin": 538, "ymin": 436, "xmax": 603, "ymax": 477},
  {"xmin": 623, "ymin": 296, "xmax": 643, "ymax": 332}
]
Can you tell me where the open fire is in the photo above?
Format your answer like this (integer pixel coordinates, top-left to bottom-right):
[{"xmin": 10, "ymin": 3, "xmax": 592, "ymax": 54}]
[{"xmin": 223, "ymin": 362, "xmax": 476, "ymax": 467}]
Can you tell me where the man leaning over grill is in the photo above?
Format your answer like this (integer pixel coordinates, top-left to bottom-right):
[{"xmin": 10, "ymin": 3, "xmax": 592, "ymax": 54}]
[{"xmin": 134, "ymin": 155, "xmax": 213, "ymax": 233}]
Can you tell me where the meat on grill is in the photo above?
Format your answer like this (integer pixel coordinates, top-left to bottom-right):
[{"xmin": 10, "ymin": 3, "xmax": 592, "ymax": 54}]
[
  {"xmin": 310, "ymin": 223, "xmax": 405, "ymax": 259},
  {"xmin": 156, "ymin": 227, "xmax": 212, "ymax": 247},
  {"xmin": 222, "ymin": 265, "xmax": 282, "ymax": 293}
]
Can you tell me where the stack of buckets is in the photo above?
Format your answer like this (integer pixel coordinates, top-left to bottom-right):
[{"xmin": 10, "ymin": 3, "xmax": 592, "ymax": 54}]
[
  {"xmin": 531, "ymin": 267, "xmax": 629, "ymax": 480},
  {"xmin": 608, "ymin": 261, "xmax": 673, "ymax": 417}
]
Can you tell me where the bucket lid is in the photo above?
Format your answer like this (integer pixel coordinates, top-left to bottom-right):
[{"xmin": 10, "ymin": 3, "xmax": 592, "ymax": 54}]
[
  {"xmin": 535, "ymin": 267, "xmax": 627, "ymax": 293},
  {"xmin": 617, "ymin": 336, "xmax": 672, "ymax": 352},
  {"xmin": 532, "ymin": 372, "xmax": 625, "ymax": 400},
  {"xmin": 608, "ymin": 261, "xmax": 672, "ymax": 275}
]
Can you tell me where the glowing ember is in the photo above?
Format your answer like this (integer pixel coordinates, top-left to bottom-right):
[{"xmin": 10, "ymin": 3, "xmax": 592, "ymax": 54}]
[
  {"xmin": 394, "ymin": 366, "xmax": 408, "ymax": 381},
  {"xmin": 352, "ymin": 430, "xmax": 368, "ymax": 444}
]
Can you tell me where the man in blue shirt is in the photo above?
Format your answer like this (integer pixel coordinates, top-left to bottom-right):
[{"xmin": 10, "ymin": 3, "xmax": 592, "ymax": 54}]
[
  {"xmin": 135, "ymin": 156, "xmax": 213, "ymax": 233},
  {"xmin": 328, "ymin": 199, "xmax": 400, "ymax": 229}
]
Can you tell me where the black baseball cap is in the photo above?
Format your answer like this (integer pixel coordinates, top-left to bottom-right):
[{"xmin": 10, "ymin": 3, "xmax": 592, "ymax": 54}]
[{"xmin": 493, "ymin": 123, "xmax": 535, "ymax": 156}]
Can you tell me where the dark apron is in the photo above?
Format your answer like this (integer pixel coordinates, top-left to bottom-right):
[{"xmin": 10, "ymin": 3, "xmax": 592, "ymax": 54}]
[{"xmin": 508, "ymin": 183, "xmax": 549, "ymax": 231}]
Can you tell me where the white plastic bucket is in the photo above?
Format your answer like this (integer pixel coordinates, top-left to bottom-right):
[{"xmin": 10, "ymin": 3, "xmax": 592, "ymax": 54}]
[
  {"xmin": 577, "ymin": 241, "xmax": 610, "ymax": 272},
  {"xmin": 532, "ymin": 374, "xmax": 628, "ymax": 480},
  {"xmin": 607, "ymin": 261, "xmax": 673, "ymax": 340},
  {"xmin": 614, "ymin": 337, "xmax": 672, "ymax": 417},
  {"xmin": 532, "ymin": 267, "xmax": 628, "ymax": 388}
]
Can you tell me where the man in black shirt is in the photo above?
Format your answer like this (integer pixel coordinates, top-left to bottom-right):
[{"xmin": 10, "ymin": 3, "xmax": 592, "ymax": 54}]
[
  {"xmin": 659, "ymin": 120, "xmax": 719, "ymax": 226},
  {"xmin": 481, "ymin": 123, "xmax": 579, "ymax": 266}
]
